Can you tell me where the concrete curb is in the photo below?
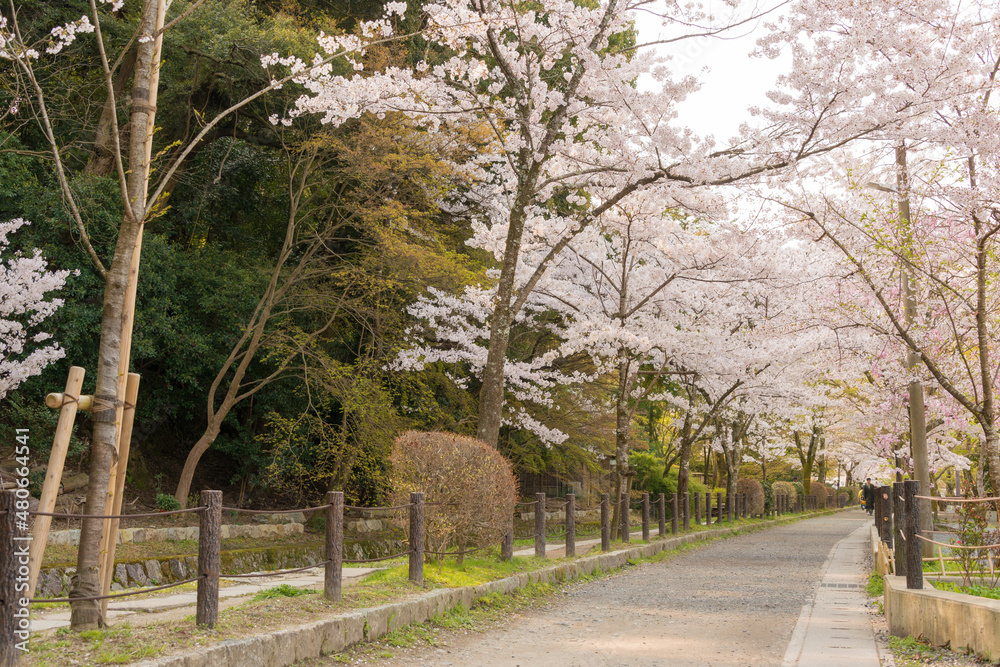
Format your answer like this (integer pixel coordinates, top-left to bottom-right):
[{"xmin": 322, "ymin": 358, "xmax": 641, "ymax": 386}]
[{"xmin": 136, "ymin": 509, "xmax": 844, "ymax": 667}]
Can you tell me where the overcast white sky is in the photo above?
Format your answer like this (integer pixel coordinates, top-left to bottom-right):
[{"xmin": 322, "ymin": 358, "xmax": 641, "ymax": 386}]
[{"xmin": 634, "ymin": 4, "xmax": 791, "ymax": 145}]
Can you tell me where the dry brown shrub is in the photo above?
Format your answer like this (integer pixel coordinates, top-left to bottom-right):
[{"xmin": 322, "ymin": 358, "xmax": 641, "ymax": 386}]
[
  {"xmin": 736, "ymin": 478, "xmax": 765, "ymax": 516},
  {"xmin": 808, "ymin": 483, "xmax": 827, "ymax": 509},
  {"xmin": 772, "ymin": 481, "xmax": 797, "ymax": 502},
  {"xmin": 389, "ymin": 431, "xmax": 517, "ymax": 562}
]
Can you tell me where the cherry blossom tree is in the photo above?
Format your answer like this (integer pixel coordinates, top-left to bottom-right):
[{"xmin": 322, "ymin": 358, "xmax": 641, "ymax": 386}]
[
  {"xmin": 290, "ymin": 0, "xmax": 899, "ymax": 451},
  {"xmin": 761, "ymin": 0, "xmax": 1000, "ymax": 493},
  {"xmin": 0, "ymin": 218, "xmax": 73, "ymax": 400}
]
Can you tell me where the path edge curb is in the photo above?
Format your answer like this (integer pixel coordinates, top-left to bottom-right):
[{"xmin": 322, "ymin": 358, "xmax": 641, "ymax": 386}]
[{"xmin": 136, "ymin": 508, "xmax": 848, "ymax": 667}]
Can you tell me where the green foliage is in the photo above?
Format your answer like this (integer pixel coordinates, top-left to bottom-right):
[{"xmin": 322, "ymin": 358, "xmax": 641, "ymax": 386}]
[
  {"xmin": 792, "ymin": 482, "xmax": 806, "ymax": 502},
  {"xmin": 761, "ymin": 480, "xmax": 774, "ymax": 515},
  {"xmin": 866, "ymin": 571, "xmax": 884, "ymax": 597},
  {"xmin": 952, "ymin": 499, "xmax": 1000, "ymax": 587},
  {"xmin": 931, "ymin": 580, "xmax": 1000, "ymax": 600},
  {"xmin": 631, "ymin": 452, "xmax": 708, "ymax": 496},
  {"xmin": 155, "ymin": 494, "xmax": 181, "ymax": 512},
  {"xmin": 252, "ymin": 584, "xmax": 316, "ymax": 601}
]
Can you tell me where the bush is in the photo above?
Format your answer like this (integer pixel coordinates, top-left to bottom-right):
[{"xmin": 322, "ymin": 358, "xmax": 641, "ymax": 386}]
[
  {"xmin": 389, "ymin": 431, "xmax": 516, "ymax": 562},
  {"xmin": 792, "ymin": 481, "xmax": 805, "ymax": 504},
  {"xmin": 808, "ymin": 483, "xmax": 827, "ymax": 509},
  {"xmin": 156, "ymin": 493, "xmax": 181, "ymax": 512},
  {"xmin": 772, "ymin": 481, "xmax": 796, "ymax": 502},
  {"xmin": 736, "ymin": 478, "xmax": 765, "ymax": 517},
  {"xmin": 762, "ymin": 480, "xmax": 774, "ymax": 515}
]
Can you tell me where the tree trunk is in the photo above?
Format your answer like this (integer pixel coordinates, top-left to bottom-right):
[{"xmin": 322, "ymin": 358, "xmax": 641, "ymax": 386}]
[
  {"xmin": 82, "ymin": 47, "xmax": 137, "ymax": 177},
  {"xmin": 174, "ymin": 424, "xmax": 222, "ymax": 507},
  {"xmin": 984, "ymin": 427, "xmax": 1000, "ymax": 497},
  {"xmin": 610, "ymin": 357, "xmax": 632, "ymax": 538},
  {"xmin": 69, "ymin": 0, "xmax": 166, "ymax": 631},
  {"xmin": 476, "ymin": 205, "xmax": 529, "ymax": 447}
]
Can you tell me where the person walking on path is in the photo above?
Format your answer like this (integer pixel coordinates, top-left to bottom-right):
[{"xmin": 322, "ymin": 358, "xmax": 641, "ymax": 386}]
[{"xmin": 862, "ymin": 478, "xmax": 876, "ymax": 515}]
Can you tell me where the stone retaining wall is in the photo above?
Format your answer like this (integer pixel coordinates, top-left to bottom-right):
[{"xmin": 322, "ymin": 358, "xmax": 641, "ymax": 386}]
[
  {"xmin": 35, "ymin": 536, "xmax": 405, "ymax": 599},
  {"xmin": 46, "ymin": 519, "xmax": 306, "ymax": 547}
]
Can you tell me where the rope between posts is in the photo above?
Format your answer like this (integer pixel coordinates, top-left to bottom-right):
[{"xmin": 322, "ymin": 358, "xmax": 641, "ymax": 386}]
[
  {"xmin": 433, "ymin": 544, "xmax": 493, "ymax": 557},
  {"xmin": 220, "ymin": 561, "xmax": 331, "ymax": 578},
  {"xmin": 344, "ymin": 551, "xmax": 411, "ymax": 564},
  {"xmin": 30, "ymin": 577, "xmax": 203, "ymax": 603},
  {"xmin": 516, "ymin": 500, "xmax": 538, "ymax": 506},
  {"xmin": 344, "ymin": 503, "xmax": 413, "ymax": 511},
  {"xmin": 31, "ymin": 507, "xmax": 204, "ymax": 519},
  {"xmin": 915, "ymin": 495, "xmax": 1000, "ymax": 503},
  {"xmin": 221, "ymin": 504, "xmax": 330, "ymax": 514},
  {"xmin": 915, "ymin": 534, "xmax": 1000, "ymax": 550}
]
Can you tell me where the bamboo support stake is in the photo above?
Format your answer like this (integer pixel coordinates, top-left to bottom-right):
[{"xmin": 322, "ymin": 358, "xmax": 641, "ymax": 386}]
[
  {"xmin": 44, "ymin": 393, "xmax": 93, "ymax": 412},
  {"xmin": 28, "ymin": 366, "xmax": 85, "ymax": 599},
  {"xmin": 98, "ymin": 373, "xmax": 140, "ymax": 618}
]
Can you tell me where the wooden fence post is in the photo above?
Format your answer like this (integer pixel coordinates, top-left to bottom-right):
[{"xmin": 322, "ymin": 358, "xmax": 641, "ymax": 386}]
[
  {"xmin": 670, "ymin": 493, "xmax": 679, "ymax": 535},
  {"xmin": 325, "ymin": 491, "xmax": 343, "ymax": 601},
  {"xmin": 620, "ymin": 493, "xmax": 630, "ymax": 543},
  {"xmin": 196, "ymin": 490, "xmax": 222, "ymax": 628},
  {"xmin": 904, "ymin": 480, "xmax": 923, "ymax": 589},
  {"xmin": 657, "ymin": 493, "xmax": 666, "ymax": 536},
  {"xmin": 535, "ymin": 493, "xmax": 546, "ymax": 557},
  {"xmin": 742, "ymin": 493, "xmax": 748, "ymax": 519},
  {"xmin": 879, "ymin": 486, "xmax": 893, "ymax": 547},
  {"xmin": 409, "ymin": 492, "xmax": 425, "ymax": 585},
  {"xmin": 0, "ymin": 490, "xmax": 24, "ymax": 667},
  {"xmin": 600, "ymin": 494, "xmax": 610, "ymax": 552},
  {"xmin": 566, "ymin": 494, "xmax": 576, "ymax": 558},
  {"xmin": 893, "ymin": 482, "xmax": 906, "ymax": 577},
  {"xmin": 716, "ymin": 492, "xmax": 723, "ymax": 524},
  {"xmin": 693, "ymin": 491, "xmax": 701, "ymax": 526},
  {"xmin": 641, "ymin": 493, "xmax": 650, "ymax": 542},
  {"xmin": 501, "ymin": 522, "xmax": 514, "ymax": 562},
  {"xmin": 726, "ymin": 493, "xmax": 733, "ymax": 523},
  {"xmin": 705, "ymin": 492, "xmax": 712, "ymax": 525}
]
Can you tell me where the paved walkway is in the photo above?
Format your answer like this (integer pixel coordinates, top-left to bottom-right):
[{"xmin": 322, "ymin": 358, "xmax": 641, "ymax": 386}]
[
  {"xmin": 319, "ymin": 510, "xmax": 882, "ymax": 666},
  {"xmin": 781, "ymin": 521, "xmax": 882, "ymax": 666}
]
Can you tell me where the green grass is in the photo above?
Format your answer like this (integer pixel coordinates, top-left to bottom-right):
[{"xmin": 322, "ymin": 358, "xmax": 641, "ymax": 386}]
[
  {"xmin": 252, "ymin": 584, "xmax": 317, "ymax": 601},
  {"xmin": 886, "ymin": 635, "xmax": 973, "ymax": 666},
  {"xmin": 931, "ymin": 580, "xmax": 1000, "ymax": 600},
  {"xmin": 866, "ymin": 571, "xmax": 884, "ymax": 597}
]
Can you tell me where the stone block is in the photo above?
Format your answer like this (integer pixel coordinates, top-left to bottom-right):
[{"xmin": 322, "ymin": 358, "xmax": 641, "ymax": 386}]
[
  {"xmin": 114, "ymin": 563, "xmax": 128, "ymax": 586},
  {"xmin": 145, "ymin": 559, "xmax": 163, "ymax": 584},
  {"xmin": 168, "ymin": 558, "xmax": 187, "ymax": 580},
  {"xmin": 126, "ymin": 562, "xmax": 148, "ymax": 586},
  {"xmin": 269, "ymin": 628, "xmax": 298, "ymax": 666}
]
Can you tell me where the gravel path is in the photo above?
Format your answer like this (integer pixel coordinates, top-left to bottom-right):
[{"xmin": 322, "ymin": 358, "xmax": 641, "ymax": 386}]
[{"xmin": 321, "ymin": 512, "xmax": 873, "ymax": 667}]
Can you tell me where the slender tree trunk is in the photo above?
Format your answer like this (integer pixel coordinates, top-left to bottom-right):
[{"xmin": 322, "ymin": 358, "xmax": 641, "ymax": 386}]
[
  {"xmin": 82, "ymin": 47, "xmax": 137, "ymax": 177},
  {"xmin": 610, "ymin": 357, "xmax": 633, "ymax": 537},
  {"xmin": 69, "ymin": 0, "xmax": 165, "ymax": 630},
  {"xmin": 476, "ymin": 205, "xmax": 529, "ymax": 446}
]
